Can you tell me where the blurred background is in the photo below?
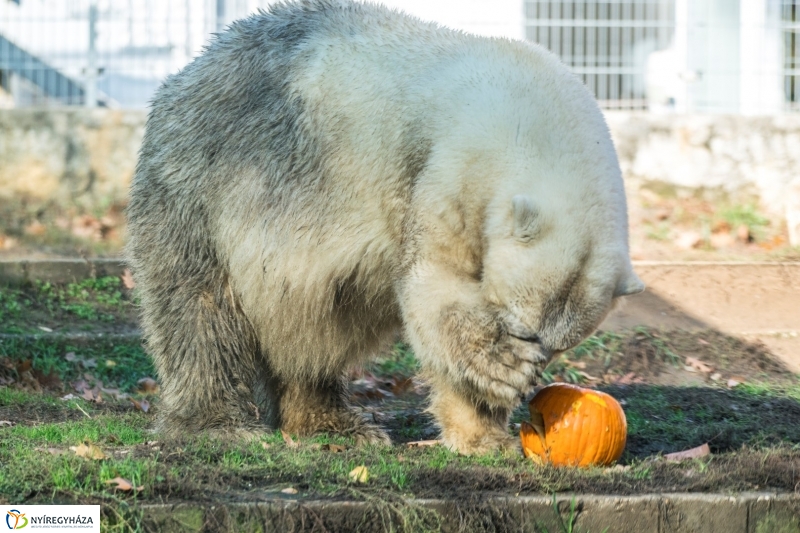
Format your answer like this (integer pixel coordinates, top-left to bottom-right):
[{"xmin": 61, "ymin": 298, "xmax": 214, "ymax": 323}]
[
  {"xmin": 0, "ymin": 0, "xmax": 799, "ymax": 261},
  {"xmin": 1, "ymin": 0, "xmax": 797, "ymax": 112}
]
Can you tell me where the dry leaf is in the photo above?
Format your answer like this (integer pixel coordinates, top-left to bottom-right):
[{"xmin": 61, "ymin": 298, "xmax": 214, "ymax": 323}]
[
  {"xmin": 82, "ymin": 389, "xmax": 95, "ymax": 402},
  {"xmin": 71, "ymin": 379, "xmax": 90, "ymax": 393},
  {"xmin": 406, "ymin": 439, "xmax": 442, "ymax": 448},
  {"xmin": 727, "ymin": 377, "xmax": 745, "ymax": 388},
  {"xmin": 281, "ymin": 430, "xmax": 299, "ymax": 448},
  {"xmin": 280, "ymin": 487, "xmax": 298, "ymax": 495},
  {"xmin": 664, "ymin": 443, "xmax": 710, "ymax": 462},
  {"xmin": 137, "ymin": 377, "xmax": 160, "ymax": 394},
  {"xmin": 121, "ymin": 268, "xmax": 136, "ymax": 289},
  {"xmin": 71, "ymin": 441, "xmax": 107, "ymax": 460},
  {"xmin": 614, "ymin": 372, "xmax": 640, "ymax": 385},
  {"xmin": 82, "ymin": 358, "xmax": 98, "ymax": 369},
  {"xmin": 349, "ymin": 465, "xmax": 369, "ymax": 483},
  {"xmin": 37, "ymin": 326, "xmax": 53, "ymax": 333},
  {"xmin": 0, "ymin": 420, "xmax": 13, "ymax": 427},
  {"xmin": 60, "ymin": 394, "xmax": 77, "ymax": 401},
  {"xmin": 710, "ymin": 373, "xmax": 722, "ymax": 382},
  {"xmin": 261, "ymin": 442, "xmax": 271, "ymax": 450},
  {"xmin": 321, "ymin": 443, "xmax": 347, "ymax": 453},
  {"xmin": 35, "ymin": 447, "xmax": 66, "ymax": 455},
  {"xmin": 105, "ymin": 477, "xmax": 138, "ymax": 491},
  {"xmin": 390, "ymin": 377, "xmax": 414, "ymax": 396},
  {"xmin": 130, "ymin": 398, "xmax": 150, "ymax": 413},
  {"xmin": 65, "ymin": 352, "xmax": 78, "ymax": 362},
  {"xmin": 685, "ymin": 357, "xmax": 713, "ymax": 374}
]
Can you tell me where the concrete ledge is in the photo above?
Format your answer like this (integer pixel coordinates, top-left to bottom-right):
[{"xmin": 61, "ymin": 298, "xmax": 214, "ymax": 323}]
[
  {"xmin": 137, "ymin": 493, "xmax": 800, "ymax": 533},
  {"xmin": 0, "ymin": 258, "xmax": 127, "ymax": 284}
]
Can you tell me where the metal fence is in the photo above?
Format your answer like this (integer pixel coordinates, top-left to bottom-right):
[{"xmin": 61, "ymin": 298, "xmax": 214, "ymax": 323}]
[
  {"xmin": 784, "ymin": 0, "xmax": 800, "ymax": 110},
  {"xmin": 524, "ymin": 0, "xmax": 675, "ymax": 110},
  {"xmin": 2, "ymin": 0, "xmax": 800, "ymax": 112},
  {"xmin": 0, "ymin": 0, "xmax": 271, "ymax": 107}
]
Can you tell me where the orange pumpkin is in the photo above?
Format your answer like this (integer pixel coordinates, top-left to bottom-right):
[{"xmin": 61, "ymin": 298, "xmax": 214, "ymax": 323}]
[{"xmin": 520, "ymin": 383, "xmax": 627, "ymax": 467}]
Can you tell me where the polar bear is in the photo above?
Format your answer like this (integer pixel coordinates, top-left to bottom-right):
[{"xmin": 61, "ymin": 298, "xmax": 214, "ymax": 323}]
[{"xmin": 126, "ymin": 0, "xmax": 643, "ymax": 454}]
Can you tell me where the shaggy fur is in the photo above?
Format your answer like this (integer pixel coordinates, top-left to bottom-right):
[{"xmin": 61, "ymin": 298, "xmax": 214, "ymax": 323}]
[{"xmin": 126, "ymin": 0, "xmax": 643, "ymax": 454}]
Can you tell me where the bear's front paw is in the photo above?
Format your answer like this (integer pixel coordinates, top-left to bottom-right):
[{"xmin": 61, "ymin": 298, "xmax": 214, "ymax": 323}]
[{"xmin": 459, "ymin": 335, "xmax": 547, "ymax": 406}]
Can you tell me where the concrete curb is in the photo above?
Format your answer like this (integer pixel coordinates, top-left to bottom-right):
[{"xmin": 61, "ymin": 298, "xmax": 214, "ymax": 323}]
[
  {"xmin": 136, "ymin": 492, "xmax": 800, "ymax": 533},
  {"xmin": 0, "ymin": 258, "xmax": 127, "ymax": 284}
]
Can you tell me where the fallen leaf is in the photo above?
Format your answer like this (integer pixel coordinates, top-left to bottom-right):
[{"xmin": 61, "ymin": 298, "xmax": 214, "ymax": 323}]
[
  {"xmin": 35, "ymin": 447, "xmax": 66, "ymax": 455},
  {"xmin": 614, "ymin": 372, "xmax": 639, "ymax": 385},
  {"xmin": 664, "ymin": 443, "xmax": 710, "ymax": 462},
  {"xmin": 685, "ymin": 357, "xmax": 713, "ymax": 374},
  {"xmin": 137, "ymin": 377, "xmax": 159, "ymax": 394},
  {"xmin": 31, "ymin": 368, "xmax": 62, "ymax": 390},
  {"xmin": 0, "ymin": 420, "xmax": 13, "ymax": 427},
  {"xmin": 349, "ymin": 465, "xmax": 369, "ymax": 483},
  {"xmin": 37, "ymin": 326, "xmax": 53, "ymax": 333},
  {"xmin": 727, "ymin": 377, "xmax": 745, "ymax": 388},
  {"xmin": 674, "ymin": 231, "xmax": 703, "ymax": 250},
  {"xmin": 698, "ymin": 339, "xmax": 710, "ymax": 346},
  {"xmin": 60, "ymin": 394, "xmax": 77, "ymax": 401},
  {"xmin": 121, "ymin": 268, "xmax": 136, "ymax": 289},
  {"xmin": 82, "ymin": 389, "xmax": 95, "ymax": 401},
  {"xmin": 82, "ymin": 358, "xmax": 98, "ymax": 369},
  {"xmin": 261, "ymin": 442, "xmax": 271, "ymax": 450},
  {"xmin": 710, "ymin": 373, "xmax": 722, "ymax": 382},
  {"xmin": 101, "ymin": 387, "xmax": 123, "ymax": 400},
  {"xmin": 567, "ymin": 361, "xmax": 587, "ymax": 370},
  {"xmin": 105, "ymin": 360, "xmax": 117, "ymax": 368},
  {"xmin": 281, "ymin": 430, "xmax": 299, "ymax": 448},
  {"xmin": 71, "ymin": 379, "xmax": 90, "ymax": 393},
  {"xmin": 130, "ymin": 398, "xmax": 150, "ymax": 413},
  {"xmin": 65, "ymin": 352, "xmax": 78, "ymax": 362},
  {"xmin": 391, "ymin": 377, "xmax": 414, "ymax": 396},
  {"xmin": 321, "ymin": 443, "xmax": 347, "ymax": 453},
  {"xmin": 578, "ymin": 371, "xmax": 601, "ymax": 381},
  {"xmin": 71, "ymin": 441, "xmax": 107, "ymax": 460},
  {"xmin": 280, "ymin": 487, "xmax": 298, "ymax": 495},
  {"xmin": 736, "ymin": 224, "xmax": 750, "ymax": 243},
  {"xmin": 406, "ymin": 440, "xmax": 442, "ymax": 448},
  {"xmin": 105, "ymin": 477, "xmax": 142, "ymax": 491}
]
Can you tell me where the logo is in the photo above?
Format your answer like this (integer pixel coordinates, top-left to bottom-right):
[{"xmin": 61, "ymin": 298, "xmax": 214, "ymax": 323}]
[{"xmin": 5, "ymin": 510, "xmax": 27, "ymax": 530}]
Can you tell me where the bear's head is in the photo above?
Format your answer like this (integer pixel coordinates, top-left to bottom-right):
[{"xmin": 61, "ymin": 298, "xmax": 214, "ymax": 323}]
[{"xmin": 481, "ymin": 191, "xmax": 643, "ymax": 360}]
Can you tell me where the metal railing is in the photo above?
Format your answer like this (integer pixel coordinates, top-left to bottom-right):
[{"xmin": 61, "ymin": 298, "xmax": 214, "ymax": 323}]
[
  {"xmin": 524, "ymin": 0, "xmax": 676, "ymax": 110},
  {"xmin": 784, "ymin": 0, "xmax": 800, "ymax": 110},
  {"xmin": 0, "ymin": 0, "xmax": 270, "ymax": 107}
]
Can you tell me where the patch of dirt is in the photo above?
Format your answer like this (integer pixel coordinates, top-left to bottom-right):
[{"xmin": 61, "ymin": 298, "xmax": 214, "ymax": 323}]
[
  {"xmin": 0, "ymin": 399, "xmax": 134, "ymax": 426},
  {"xmin": 568, "ymin": 329, "xmax": 795, "ymax": 389}
]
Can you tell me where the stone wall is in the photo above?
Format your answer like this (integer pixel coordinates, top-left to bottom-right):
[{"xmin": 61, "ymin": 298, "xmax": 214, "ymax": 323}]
[
  {"xmin": 606, "ymin": 112, "xmax": 800, "ymax": 218},
  {"xmin": 1, "ymin": 109, "xmax": 799, "ymax": 242},
  {"xmin": 0, "ymin": 109, "xmax": 145, "ymax": 211}
]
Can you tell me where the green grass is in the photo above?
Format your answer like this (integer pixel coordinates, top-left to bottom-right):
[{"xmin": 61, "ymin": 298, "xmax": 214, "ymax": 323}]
[
  {"xmin": 0, "ymin": 276, "xmax": 136, "ymax": 333},
  {"xmin": 0, "ymin": 336, "xmax": 153, "ymax": 392},
  {"xmin": 718, "ymin": 204, "xmax": 770, "ymax": 240}
]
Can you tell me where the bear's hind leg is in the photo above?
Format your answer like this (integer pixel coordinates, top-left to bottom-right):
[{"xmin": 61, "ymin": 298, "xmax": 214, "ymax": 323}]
[
  {"xmin": 144, "ymin": 279, "xmax": 271, "ymax": 439},
  {"xmin": 279, "ymin": 378, "xmax": 391, "ymax": 446}
]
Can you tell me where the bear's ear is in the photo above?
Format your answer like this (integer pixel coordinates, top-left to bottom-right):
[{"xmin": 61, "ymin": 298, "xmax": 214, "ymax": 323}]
[
  {"xmin": 614, "ymin": 272, "xmax": 645, "ymax": 297},
  {"xmin": 512, "ymin": 195, "xmax": 539, "ymax": 241}
]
